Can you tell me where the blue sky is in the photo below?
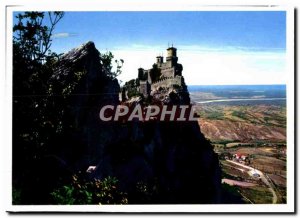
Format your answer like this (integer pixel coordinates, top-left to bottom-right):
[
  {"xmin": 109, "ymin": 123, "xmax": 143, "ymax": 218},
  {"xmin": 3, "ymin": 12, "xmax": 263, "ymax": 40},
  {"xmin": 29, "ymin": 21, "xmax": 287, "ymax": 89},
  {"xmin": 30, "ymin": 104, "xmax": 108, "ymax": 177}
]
[
  {"xmin": 50, "ymin": 11, "xmax": 286, "ymax": 52},
  {"xmin": 14, "ymin": 11, "xmax": 287, "ymax": 85}
]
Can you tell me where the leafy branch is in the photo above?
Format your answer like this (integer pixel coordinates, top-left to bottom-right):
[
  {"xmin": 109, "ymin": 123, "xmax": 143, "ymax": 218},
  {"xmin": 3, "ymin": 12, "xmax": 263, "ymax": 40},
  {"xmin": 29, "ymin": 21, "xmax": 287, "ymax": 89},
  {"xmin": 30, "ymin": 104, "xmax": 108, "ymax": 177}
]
[
  {"xmin": 13, "ymin": 11, "xmax": 64, "ymax": 63},
  {"xmin": 100, "ymin": 51, "xmax": 124, "ymax": 79}
]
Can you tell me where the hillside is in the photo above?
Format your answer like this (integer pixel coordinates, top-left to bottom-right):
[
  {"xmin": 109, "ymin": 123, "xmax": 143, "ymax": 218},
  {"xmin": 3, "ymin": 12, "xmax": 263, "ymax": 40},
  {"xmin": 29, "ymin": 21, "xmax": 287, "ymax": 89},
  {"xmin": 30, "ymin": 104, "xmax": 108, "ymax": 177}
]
[
  {"xmin": 195, "ymin": 104, "xmax": 286, "ymax": 143},
  {"xmin": 190, "ymin": 88, "xmax": 287, "ymax": 204}
]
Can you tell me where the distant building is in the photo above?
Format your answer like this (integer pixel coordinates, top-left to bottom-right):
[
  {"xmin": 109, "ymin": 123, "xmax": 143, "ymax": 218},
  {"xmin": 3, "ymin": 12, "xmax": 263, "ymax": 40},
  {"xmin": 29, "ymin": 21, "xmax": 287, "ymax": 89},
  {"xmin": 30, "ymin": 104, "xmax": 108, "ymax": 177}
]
[
  {"xmin": 233, "ymin": 153, "xmax": 249, "ymax": 162},
  {"xmin": 138, "ymin": 46, "xmax": 184, "ymax": 97}
]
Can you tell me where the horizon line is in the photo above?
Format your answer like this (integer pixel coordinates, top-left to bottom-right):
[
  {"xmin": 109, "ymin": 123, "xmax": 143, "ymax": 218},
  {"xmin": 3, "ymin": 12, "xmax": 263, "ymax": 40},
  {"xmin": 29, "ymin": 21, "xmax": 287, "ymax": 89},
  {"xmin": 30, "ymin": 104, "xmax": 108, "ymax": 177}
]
[{"xmin": 186, "ymin": 84, "xmax": 286, "ymax": 86}]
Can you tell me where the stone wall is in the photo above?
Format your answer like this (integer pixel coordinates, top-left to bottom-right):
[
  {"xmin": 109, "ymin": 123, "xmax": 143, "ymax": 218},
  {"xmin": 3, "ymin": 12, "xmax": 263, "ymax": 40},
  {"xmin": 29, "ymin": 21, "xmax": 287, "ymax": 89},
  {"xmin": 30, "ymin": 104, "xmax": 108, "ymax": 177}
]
[
  {"xmin": 139, "ymin": 81, "xmax": 151, "ymax": 97},
  {"xmin": 157, "ymin": 59, "xmax": 173, "ymax": 68},
  {"xmin": 151, "ymin": 76, "xmax": 182, "ymax": 90},
  {"xmin": 160, "ymin": 67, "xmax": 175, "ymax": 77}
]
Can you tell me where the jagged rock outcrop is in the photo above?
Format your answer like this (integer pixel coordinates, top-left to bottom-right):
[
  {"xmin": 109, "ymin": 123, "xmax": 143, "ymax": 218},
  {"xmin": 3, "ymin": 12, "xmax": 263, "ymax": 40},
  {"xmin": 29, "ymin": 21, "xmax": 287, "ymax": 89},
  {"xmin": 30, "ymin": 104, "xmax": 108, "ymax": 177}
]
[
  {"xmin": 49, "ymin": 41, "xmax": 120, "ymax": 165},
  {"xmin": 49, "ymin": 41, "xmax": 221, "ymax": 204}
]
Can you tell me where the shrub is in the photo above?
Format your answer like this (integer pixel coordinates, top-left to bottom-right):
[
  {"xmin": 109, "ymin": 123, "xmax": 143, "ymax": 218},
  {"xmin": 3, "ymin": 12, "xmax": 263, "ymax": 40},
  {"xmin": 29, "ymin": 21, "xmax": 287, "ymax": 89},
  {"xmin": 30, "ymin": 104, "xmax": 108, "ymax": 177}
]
[
  {"xmin": 51, "ymin": 175, "xmax": 128, "ymax": 205},
  {"xmin": 12, "ymin": 188, "xmax": 21, "ymax": 205}
]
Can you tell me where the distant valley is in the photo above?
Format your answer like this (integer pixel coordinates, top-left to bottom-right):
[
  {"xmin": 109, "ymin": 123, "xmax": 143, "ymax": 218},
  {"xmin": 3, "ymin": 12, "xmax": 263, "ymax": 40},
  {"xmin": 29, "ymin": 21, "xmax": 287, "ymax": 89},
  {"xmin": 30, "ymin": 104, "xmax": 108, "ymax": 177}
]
[
  {"xmin": 189, "ymin": 85, "xmax": 287, "ymax": 203},
  {"xmin": 196, "ymin": 104, "xmax": 286, "ymax": 143},
  {"xmin": 189, "ymin": 85, "xmax": 286, "ymax": 143}
]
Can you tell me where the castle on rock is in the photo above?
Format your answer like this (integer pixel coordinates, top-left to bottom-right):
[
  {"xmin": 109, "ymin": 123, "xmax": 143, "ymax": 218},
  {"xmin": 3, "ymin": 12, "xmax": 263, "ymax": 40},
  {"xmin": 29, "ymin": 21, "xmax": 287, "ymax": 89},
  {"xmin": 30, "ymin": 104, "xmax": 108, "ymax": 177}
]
[{"xmin": 138, "ymin": 46, "xmax": 185, "ymax": 97}]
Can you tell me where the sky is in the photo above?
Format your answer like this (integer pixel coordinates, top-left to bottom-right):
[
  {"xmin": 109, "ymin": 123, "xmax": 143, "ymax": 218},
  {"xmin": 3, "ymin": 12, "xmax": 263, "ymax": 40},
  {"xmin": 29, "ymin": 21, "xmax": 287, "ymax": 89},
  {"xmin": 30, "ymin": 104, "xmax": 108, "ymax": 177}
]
[{"xmin": 15, "ymin": 11, "xmax": 286, "ymax": 85}]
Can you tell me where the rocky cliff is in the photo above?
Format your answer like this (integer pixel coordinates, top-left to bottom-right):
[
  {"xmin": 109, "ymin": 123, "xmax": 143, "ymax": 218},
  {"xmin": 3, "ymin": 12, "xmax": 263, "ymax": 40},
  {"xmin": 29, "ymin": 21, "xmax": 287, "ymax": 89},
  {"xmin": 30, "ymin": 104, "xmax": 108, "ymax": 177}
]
[{"xmin": 48, "ymin": 41, "xmax": 221, "ymax": 204}]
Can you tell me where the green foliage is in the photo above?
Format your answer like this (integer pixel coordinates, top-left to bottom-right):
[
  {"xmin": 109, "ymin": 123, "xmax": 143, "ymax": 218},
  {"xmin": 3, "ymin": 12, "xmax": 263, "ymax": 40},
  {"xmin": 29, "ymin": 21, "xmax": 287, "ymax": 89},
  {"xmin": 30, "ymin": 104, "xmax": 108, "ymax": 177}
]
[
  {"xmin": 12, "ymin": 188, "xmax": 21, "ymax": 205},
  {"xmin": 60, "ymin": 71, "xmax": 87, "ymax": 98},
  {"xmin": 133, "ymin": 180, "xmax": 159, "ymax": 203},
  {"xmin": 50, "ymin": 185, "xmax": 77, "ymax": 205},
  {"xmin": 221, "ymin": 183, "xmax": 246, "ymax": 203},
  {"xmin": 51, "ymin": 175, "xmax": 128, "ymax": 205},
  {"xmin": 13, "ymin": 11, "xmax": 126, "ymax": 205},
  {"xmin": 222, "ymin": 183, "xmax": 240, "ymax": 195},
  {"xmin": 205, "ymin": 110, "xmax": 224, "ymax": 120},
  {"xmin": 213, "ymin": 139, "xmax": 235, "ymax": 145},
  {"xmin": 13, "ymin": 12, "xmax": 64, "ymax": 63},
  {"xmin": 13, "ymin": 12, "xmax": 65, "ymax": 164},
  {"xmin": 240, "ymin": 187, "xmax": 273, "ymax": 204},
  {"xmin": 12, "ymin": 11, "xmax": 67, "ymax": 204},
  {"xmin": 123, "ymin": 79, "xmax": 141, "ymax": 99},
  {"xmin": 231, "ymin": 110, "xmax": 247, "ymax": 120},
  {"xmin": 100, "ymin": 51, "xmax": 124, "ymax": 79},
  {"xmin": 149, "ymin": 63, "xmax": 161, "ymax": 82}
]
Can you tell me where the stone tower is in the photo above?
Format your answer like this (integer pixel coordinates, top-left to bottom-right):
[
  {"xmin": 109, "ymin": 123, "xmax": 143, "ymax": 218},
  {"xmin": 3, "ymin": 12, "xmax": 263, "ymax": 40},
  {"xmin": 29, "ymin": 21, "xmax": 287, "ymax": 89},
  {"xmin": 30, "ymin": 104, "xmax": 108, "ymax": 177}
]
[
  {"xmin": 166, "ymin": 47, "xmax": 178, "ymax": 68},
  {"xmin": 156, "ymin": 56, "xmax": 164, "ymax": 67},
  {"xmin": 137, "ymin": 46, "xmax": 184, "ymax": 97}
]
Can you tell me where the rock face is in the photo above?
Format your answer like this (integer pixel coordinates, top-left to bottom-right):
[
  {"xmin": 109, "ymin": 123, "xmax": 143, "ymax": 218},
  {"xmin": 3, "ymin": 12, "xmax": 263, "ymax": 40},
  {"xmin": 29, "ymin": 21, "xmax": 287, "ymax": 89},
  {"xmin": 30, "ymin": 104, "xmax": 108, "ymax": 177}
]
[
  {"xmin": 50, "ymin": 41, "xmax": 120, "ymax": 165},
  {"xmin": 50, "ymin": 41, "xmax": 221, "ymax": 204},
  {"xmin": 151, "ymin": 85, "xmax": 190, "ymax": 105}
]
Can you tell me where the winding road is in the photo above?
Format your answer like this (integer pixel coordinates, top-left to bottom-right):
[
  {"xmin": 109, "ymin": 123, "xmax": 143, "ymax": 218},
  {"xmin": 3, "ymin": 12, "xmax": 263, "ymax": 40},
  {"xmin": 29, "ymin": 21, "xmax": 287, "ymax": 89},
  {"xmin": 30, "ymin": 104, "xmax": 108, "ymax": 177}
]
[{"xmin": 226, "ymin": 160, "xmax": 278, "ymax": 204}]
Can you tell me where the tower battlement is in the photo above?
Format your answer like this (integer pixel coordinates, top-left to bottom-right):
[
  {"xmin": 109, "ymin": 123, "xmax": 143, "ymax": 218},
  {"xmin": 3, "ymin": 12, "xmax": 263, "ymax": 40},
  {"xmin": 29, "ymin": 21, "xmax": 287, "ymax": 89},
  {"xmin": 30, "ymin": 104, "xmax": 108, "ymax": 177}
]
[{"xmin": 137, "ymin": 46, "xmax": 184, "ymax": 97}]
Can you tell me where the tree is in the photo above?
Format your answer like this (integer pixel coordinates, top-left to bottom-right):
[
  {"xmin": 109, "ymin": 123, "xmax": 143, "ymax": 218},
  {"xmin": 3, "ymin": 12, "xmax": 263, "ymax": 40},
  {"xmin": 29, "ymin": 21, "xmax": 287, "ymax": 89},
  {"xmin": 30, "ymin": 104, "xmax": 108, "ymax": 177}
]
[
  {"xmin": 13, "ymin": 12, "xmax": 64, "ymax": 63},
  {"xmin": 123, "ymin": 79, "xmax": 140, "ymax": 98},
  {"xmin": 13, "ymin": 11, "xmax": 65, "ymax": 157},
  {"xmin": 13, "ymin": 11, "xmax": 65, "ymax": 204},
  {"xmin": 12, "ymin": 11, "xmax": 126, "ymax": 205},
  {"xmin": 100, "ymin": 51, "xmax": 124, "ymax": 79}
]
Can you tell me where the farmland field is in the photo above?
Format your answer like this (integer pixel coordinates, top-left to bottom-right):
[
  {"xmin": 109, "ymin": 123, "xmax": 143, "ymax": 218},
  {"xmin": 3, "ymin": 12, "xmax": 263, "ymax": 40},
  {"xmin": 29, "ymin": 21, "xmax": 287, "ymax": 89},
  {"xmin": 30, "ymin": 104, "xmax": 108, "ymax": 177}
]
[{"xmin": 189, "ymin": 85, "xmax": 287, "ymax": 204}]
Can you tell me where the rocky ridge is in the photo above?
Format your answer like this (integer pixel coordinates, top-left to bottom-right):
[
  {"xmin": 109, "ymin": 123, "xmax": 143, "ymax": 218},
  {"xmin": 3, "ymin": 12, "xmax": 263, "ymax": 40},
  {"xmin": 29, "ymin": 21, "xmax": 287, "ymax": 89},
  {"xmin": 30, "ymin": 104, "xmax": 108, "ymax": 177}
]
[{"xmin": 49, "ymin": 41, "xmax": 221, "ymax": 204}]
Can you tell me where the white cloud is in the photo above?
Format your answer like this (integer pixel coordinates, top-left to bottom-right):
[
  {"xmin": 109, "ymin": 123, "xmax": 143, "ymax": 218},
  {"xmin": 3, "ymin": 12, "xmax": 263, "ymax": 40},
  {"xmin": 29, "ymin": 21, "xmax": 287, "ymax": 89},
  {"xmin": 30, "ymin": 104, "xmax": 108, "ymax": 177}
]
[
  {"xmin": 107, "ymin": 44, "xmax": 286, "ymax": 85},
  {"xmin": 52, "ymin": 32, "xmax": 77, "ymax": 39}
]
